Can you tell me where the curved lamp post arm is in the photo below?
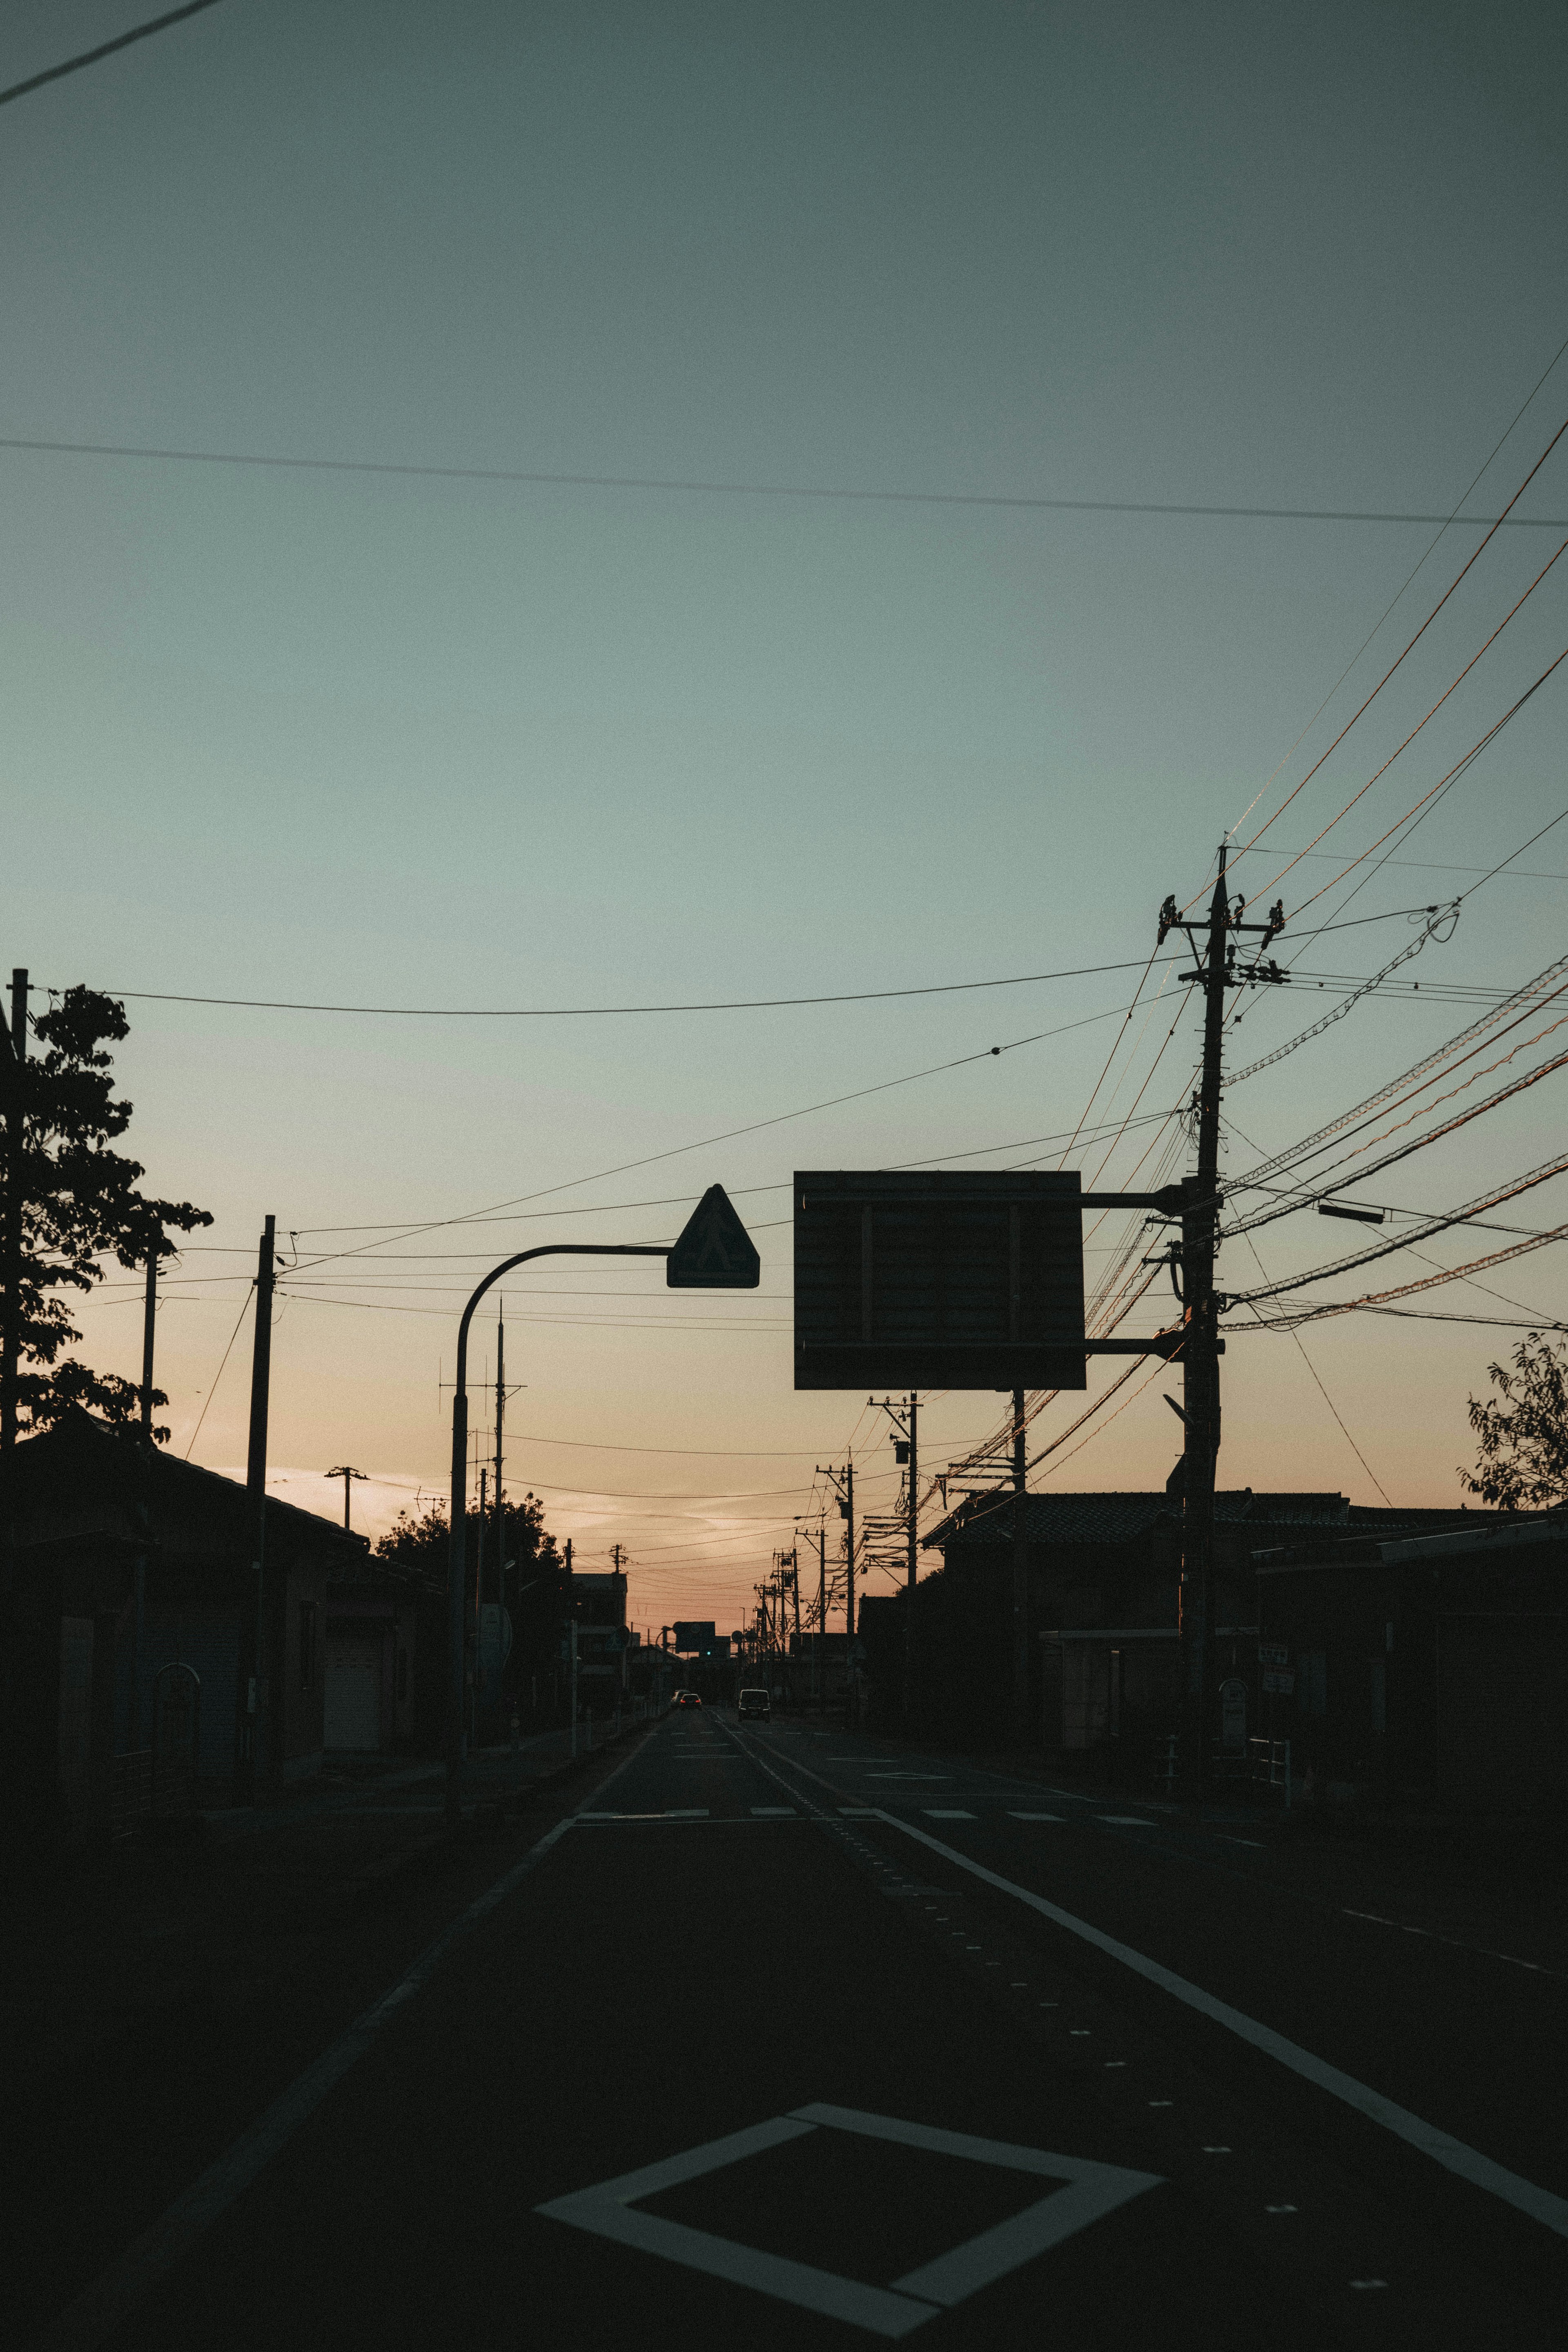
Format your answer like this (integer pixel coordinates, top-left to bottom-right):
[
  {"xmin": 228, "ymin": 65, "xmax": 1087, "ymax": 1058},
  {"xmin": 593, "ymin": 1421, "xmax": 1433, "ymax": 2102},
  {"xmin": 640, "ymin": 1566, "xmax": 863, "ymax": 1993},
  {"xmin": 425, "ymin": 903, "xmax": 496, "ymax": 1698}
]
[{"xmin": 446, "ymin": 1244, "xmax": 669, "ymax": 1820}]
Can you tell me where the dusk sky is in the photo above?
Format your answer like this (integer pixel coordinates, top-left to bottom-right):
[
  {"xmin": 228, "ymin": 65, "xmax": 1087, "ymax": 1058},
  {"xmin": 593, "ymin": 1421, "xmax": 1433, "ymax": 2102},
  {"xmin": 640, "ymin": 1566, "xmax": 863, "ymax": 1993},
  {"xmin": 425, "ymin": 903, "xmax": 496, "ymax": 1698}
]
[{"xmin": 7, "ymin": 0, "xmax": 1568, "ymax": 1635}]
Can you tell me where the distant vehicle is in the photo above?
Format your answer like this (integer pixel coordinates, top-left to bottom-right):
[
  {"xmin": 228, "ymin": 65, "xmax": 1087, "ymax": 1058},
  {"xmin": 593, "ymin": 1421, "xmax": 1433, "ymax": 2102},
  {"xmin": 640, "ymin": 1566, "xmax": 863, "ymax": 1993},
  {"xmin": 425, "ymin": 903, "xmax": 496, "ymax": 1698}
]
[
  {"xmin": 673, "ymin": 1689, "xmax": 703, "ymax": 1709},
  {"xmin": 737, "ymin": 1688, "xmax": 771, "ymax": 1721}
]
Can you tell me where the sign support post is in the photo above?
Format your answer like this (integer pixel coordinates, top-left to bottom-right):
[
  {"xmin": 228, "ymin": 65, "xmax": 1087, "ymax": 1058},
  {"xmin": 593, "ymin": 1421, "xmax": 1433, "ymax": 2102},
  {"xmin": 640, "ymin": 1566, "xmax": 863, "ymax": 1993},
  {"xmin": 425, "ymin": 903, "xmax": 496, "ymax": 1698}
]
[{"xmin": 443, "ymin": 1188, "xmax": 757, "ymax": 1826}]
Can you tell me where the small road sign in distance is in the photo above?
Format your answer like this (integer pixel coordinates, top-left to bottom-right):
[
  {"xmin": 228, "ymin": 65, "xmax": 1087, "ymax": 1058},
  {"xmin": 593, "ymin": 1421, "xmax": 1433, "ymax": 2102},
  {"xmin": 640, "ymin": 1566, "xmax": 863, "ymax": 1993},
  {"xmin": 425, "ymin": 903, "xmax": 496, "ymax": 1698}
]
[
  {"xmin": 666, "ymin": 1184, "xmax": 762, "ymax": 1287},
  {"xmin": 793, "ymin": 1170, "xmax": 1087, "ymax": 1390}
]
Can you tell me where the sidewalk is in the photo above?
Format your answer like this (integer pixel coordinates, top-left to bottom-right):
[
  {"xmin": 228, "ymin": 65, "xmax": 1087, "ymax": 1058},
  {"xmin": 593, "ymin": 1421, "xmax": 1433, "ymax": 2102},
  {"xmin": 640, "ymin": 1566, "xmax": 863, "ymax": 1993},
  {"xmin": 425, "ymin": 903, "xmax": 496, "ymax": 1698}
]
[{"xmin": 2, "ymin": 1714, "xmax": 661, "ymax": 2345}]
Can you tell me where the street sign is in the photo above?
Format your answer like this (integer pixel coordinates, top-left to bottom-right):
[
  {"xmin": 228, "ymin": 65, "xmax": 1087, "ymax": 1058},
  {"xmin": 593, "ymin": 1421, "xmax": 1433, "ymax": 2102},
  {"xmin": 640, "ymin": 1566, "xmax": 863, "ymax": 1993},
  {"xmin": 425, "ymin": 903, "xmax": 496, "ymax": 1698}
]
[
  {"xmin": 1262, "ymin": 1668, "xmax": 1295, "ymax": 1695},
  {"xmin": 793, "ymin": 1170, "xmax": 1087, "ymax": 1390},
  {"xmin": 667, "ymin": 1185, "xmax": 761, "ymax": 1288},
  {"xmin": 1220, "ymin": 1677, "xmax": 1248, "ymax": 1750},
  {"xmin": 673, "ymin": 1620, "xmax": 717, "ymax": 1655},
  {"xmin": 1258, "ymin": 1641, "xmax": 1289, "ymax": 1668}
]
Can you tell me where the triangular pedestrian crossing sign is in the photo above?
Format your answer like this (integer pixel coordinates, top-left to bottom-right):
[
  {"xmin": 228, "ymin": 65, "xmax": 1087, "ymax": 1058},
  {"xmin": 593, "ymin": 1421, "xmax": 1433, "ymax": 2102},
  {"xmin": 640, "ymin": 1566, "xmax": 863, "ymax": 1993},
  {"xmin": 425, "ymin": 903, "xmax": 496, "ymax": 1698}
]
[{"xmin": 667, "ymin": 1184, "xmax": 761, "ymax": 1288}]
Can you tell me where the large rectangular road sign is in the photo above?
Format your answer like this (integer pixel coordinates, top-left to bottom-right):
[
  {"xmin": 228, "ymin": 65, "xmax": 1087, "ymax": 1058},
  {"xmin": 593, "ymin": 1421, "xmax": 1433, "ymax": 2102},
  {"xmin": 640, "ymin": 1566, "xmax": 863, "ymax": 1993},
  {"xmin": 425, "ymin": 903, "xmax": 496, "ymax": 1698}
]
[{"xmin": 793, "ymin": 1171, "xmax": 1087, "ymax": 1391}]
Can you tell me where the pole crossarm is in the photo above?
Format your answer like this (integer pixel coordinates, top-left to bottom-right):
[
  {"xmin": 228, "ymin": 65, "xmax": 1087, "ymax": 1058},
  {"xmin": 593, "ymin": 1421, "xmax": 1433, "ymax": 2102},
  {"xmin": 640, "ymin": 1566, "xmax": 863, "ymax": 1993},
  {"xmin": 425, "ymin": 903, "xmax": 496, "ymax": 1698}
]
[{"xmin": 1078, "ymin": 1187, "xmax": 1189, "ymax": 1213}]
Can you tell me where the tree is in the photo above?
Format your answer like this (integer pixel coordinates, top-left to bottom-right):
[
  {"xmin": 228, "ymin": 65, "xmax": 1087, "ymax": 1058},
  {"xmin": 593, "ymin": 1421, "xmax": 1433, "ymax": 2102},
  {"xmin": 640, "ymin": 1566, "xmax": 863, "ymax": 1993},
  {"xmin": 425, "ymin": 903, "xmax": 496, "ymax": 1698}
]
[
  {"xmin": 1461, "ymin": 1332, "xmax": 1568, "ymax": 1509},
  {"xmin": 3, "ymin": 986, "xmax": 212, "ymax": 1446},
  {"xmin": 374, "ymin": 1491, "xmax": 563, "ymax": 1585}
]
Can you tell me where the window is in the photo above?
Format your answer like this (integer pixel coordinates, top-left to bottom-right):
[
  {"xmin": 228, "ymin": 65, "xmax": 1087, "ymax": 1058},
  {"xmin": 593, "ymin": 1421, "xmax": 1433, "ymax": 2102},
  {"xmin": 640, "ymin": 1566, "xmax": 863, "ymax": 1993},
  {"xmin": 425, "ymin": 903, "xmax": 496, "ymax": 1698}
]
[{"xmin": 298, "ymin": 1601, "xmax": 317, "ymax": 1692}]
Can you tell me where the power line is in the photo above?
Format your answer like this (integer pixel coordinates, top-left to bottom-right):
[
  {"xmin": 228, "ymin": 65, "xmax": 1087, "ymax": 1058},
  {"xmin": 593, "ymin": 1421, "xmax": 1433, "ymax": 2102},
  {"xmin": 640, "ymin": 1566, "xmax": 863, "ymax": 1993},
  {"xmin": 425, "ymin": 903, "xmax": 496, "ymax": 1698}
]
[
  {"xmin": 1230, "ymin": 1152, "xmax": 1568, "ymax": 1309},
  {"xmin": 1245, "ymin": 1221, "xmax": 1568, "ymax": 1330},
  {"xmin": 60, "ymin": 908, "xmax": 1453, "ymax": 1026},
  {"xmin": 8, "ymin": 432, "xmax": 1568, "ymax": 526},
  {"xmin": 1238, "ymin": 408, "xmax": 1568, "ymax": 859},
  {"xmin": 71, "ymin": 959, "xmax": 1168, "ymax": 1018},
  {"xmin": 1226, "ymin": 325, "xmax": 1568, "ymax": 842},
  {"xmin": 180, "ymin": 1286, "xmax": 251, "ymax": 1461},
  {"xmin": 280, "ymin": 1000, "xmax": 1138, "ymax": 1281},
  {"xmin": 0, "ymin": 0, "xmax": 227, "ymax": 110}
]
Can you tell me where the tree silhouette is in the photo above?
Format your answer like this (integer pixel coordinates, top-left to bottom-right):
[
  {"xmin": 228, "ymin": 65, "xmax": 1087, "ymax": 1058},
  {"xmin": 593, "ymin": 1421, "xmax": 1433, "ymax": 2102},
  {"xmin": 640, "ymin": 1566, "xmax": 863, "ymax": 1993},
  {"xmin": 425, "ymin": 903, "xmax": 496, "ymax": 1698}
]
[
  {"xmin": 1461, "ymin": 1333, "xmax": 1568, "ymax": 1509},
  {"xmin": 5, "ymin": 986, "xmax": 211, "ymax": 1443}
]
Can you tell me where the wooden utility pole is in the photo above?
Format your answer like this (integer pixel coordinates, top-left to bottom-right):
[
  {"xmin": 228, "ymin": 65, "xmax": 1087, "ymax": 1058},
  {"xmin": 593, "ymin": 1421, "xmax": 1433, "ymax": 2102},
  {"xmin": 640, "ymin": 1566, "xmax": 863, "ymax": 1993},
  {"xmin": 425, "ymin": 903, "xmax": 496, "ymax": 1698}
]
[
  {"xmin": 243, "ymin": 1213, "xmax": 277, "ymax": 1799},
  {"xmin": 871, "ymin": 1395, "xmax": 919, "ymax": 1717},
  {"xmin": 493, "ymin": 1306, "xmax": 505, "ymax": 1615},
  {"xmin": 1010, "ymin": 1386, "xmax": 1029, "ymax": 1748},
  {"xmin": 325, "ymin": 1464, "xmax": 367, "ymax": 1530},
  {"xmin": 140, "ymin": 1243, "xmax": 159, "ymax": 1437},
  {"xmin": 1160, "ymin": 855, "xmax": 1286, "ymax": 1794}
]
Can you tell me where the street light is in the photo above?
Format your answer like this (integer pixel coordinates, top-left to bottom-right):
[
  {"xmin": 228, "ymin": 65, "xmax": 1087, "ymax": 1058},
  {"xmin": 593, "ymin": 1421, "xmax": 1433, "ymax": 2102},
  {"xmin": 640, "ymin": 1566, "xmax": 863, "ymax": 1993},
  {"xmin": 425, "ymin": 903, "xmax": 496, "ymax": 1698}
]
[{"xmin": 443, "ymin": 1185, "xmax": 758, "ymax": 1823}]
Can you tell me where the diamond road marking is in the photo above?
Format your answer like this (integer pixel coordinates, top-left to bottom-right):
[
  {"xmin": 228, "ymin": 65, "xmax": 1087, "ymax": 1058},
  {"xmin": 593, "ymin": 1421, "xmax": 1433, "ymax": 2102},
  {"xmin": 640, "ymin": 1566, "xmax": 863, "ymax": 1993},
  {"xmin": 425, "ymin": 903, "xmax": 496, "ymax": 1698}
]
[{"xmin": 536, "ymin": 2104, "xmax": 1163, "ymax": 2338}]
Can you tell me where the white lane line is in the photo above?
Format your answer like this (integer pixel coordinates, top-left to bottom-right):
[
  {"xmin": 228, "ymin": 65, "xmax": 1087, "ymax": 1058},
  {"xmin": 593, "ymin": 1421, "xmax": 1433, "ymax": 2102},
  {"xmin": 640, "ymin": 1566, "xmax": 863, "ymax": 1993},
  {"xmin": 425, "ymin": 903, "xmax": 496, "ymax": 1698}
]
[
  {"xmin": 1008, "ymin": 1812, "xmax": 1067, "ymax": 1823},
  {"xmin": 30, "ymin": 1729, "xmax": 662, "ymax": 2352},
  {"xmin": 1342, "ymin": 1910, "xmax": 1563, "ymax": 1977},
  {"xmin": 1097, "ymin": 1816, "xmax": 1154, "ymax": 1828},
  {"xmin": 924, "ymin": 1809, "xmax": 976, "ymax": 1820},
  {"xmin": 873, "ymin": 1811, "xmax": 1568, "ymax": 2242},
  {"xmin": 751, "ymin": 1806, "xmax": 796, "ymax": 1817}
]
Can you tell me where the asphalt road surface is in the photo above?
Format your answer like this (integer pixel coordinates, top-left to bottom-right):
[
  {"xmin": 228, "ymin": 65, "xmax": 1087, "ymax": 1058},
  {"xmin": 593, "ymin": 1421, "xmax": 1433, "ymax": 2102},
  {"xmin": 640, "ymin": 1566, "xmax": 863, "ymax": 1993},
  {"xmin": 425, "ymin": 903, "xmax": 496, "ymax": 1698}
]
[{"xmin": 47, "ymin": 1707, "xmax": 1568, "ymax": 2350}]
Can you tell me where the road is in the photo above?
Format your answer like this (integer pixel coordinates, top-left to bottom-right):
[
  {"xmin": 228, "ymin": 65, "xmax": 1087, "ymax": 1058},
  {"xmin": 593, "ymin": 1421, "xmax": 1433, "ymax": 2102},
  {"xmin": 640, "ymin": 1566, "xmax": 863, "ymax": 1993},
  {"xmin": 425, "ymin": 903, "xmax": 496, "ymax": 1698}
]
[{"xmin": 42, "ymin": 1706, "xmax": 1568, "ymax": 2349}]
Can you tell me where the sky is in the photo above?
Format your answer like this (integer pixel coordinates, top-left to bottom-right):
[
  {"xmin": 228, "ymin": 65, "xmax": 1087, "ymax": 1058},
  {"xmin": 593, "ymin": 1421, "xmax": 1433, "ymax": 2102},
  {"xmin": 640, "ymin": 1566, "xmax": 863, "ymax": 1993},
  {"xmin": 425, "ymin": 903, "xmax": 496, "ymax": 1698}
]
[{"xmin": 6, "ymin": 0, "xmax": 1568, "ymax": 1636}]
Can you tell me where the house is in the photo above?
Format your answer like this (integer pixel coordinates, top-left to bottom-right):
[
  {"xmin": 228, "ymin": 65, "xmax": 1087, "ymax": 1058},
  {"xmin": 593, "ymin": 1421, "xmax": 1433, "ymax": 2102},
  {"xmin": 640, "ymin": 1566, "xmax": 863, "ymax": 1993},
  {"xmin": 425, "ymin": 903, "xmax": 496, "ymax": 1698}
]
[
  {"xmin": 4, "ymin": 1411, "xmax": 366, "ymax": 1848},
  {"xmin": 1253, "ymin": 1510, "xmax": 1568, "ymax": 1809},
  {"xmin": 323, "ymin": 1537, "xmax": 444, "ymax": 1757},
  {"xmin": 566, "ymin": 1568, "xmax": 628, "ymax": 1717},
  {"xmin": 906, "ymin": 1481, "xmax": 1486, "ymax": 1760}
]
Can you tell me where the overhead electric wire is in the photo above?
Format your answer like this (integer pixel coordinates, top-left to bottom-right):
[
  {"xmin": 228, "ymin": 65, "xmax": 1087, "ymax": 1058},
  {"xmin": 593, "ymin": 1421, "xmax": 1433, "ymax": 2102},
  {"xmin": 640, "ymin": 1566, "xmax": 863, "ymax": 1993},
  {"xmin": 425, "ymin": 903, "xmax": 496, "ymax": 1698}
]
[
  {"xmin": 1227, "ymin": 909, "xmax": 1457, "ymax": 1087},
  {"xmin": 1227, "ymin": 945, "xmax": 1568, "ymax": 1207},
  {"xmin": 1227, "ymin": 329, "xmax": 1568, "ymax": 841},
  {"xmin": 1245, "ymin": 529, "xmax": 1568, "ymax": 912},
  {"xmin": 180, "ymin": 1287, "xmax": 252, "ymax": 1461},
  {"xmin": 1229, "ymin": 1151, "xmax": 1568, "ymax": 1308},
  {"xmin": 1239, "ymin": 1232, "xmax": 1393, "ymax": 1504},
  {"xmin": 82, "ymin": 958, "xmax": 1170, "ymax": 1022},
  {"xmin": 11, "ymin": 430, "xmax": 1568, "ymax": 526},
  {"xmin": 1245, "ymin": 1221, "xmax": 1568, "ymax": 1331},
  {"xmin": 0, "ymin": 0, "xmax": 227, "ymax": 109},
  {"xmin": 1237, "ymin": 408, "xmax": 1568, "ymax": 856},
  {"xmin": 280, "ymin": 999, "xmax": 1139, "ymax": 1283},
  {"xmin": 1232, "ymin": 1031, "xmax": 1568, "ymax": 1239},
  {"xmin": 1263, "ymin": 639, "xmax": 1568, "ymax": 933}
]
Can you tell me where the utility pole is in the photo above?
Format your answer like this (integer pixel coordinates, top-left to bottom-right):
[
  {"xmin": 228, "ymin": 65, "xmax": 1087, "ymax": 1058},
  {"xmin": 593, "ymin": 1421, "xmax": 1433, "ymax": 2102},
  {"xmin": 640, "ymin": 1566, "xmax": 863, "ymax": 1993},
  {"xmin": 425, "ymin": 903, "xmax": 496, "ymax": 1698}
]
[
  {"xmin": 140, "ymin": 1240, "xmax": 160, "ymax": 1439},
  {"xmin": 1010, "ymin": 1387, "xmax": 1029, "ymax": 1750},
  {"xmin": 1159, "ymin": 854, "xmax": 1285, "ymax": 1795},
  {"xmin": 494, "ymin": 1307, "xmax": 506, "ymax": 1618},
  {"xmin": 815, "ymin": 1517, "xmax": 826, "ymax": 1707},
  {"xmin": 870, "ymin": 1395, "xmax": 919, "ymax": 1719},
  {"xmin": 243, "ymin": 1214, "xmax": 277, "ymax": 1801},
  {"xmin": 325, "ymin": 1464, "xmax": 367, "ymax": 1531},
  {"xmin": 474, "ymin": 1463, "xmax": 486, "ymax": 1753},
  {"xmin": 816, "ymin": 1454, "xmax": 856, "ymax": 1691},
  {"xmin": 2, "ymin": 968, "xmax": 26, "ymax": 1458}
]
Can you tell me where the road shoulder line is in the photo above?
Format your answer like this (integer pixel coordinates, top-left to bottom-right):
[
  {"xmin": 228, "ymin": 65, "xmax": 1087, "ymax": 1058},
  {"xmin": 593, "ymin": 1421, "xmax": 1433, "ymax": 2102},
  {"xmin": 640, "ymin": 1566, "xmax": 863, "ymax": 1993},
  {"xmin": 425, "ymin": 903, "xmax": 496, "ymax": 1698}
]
[{"xmin": 876, "ymin": 1810, "xmax": 1568, "ymax": 2242}]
